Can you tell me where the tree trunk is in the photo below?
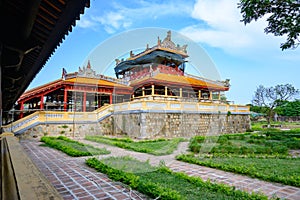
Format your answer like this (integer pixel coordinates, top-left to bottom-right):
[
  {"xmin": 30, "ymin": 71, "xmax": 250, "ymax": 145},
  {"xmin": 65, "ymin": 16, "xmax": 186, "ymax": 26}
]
[{"xmin": 267, "ymin": 109, "xmax": 272, "ymax": 128}]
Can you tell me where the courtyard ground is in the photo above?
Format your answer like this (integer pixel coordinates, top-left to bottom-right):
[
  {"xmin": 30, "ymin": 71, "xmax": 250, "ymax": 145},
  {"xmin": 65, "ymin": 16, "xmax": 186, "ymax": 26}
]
[{"xmin": 21, "ymin": 139, "xmax": 300, "ymax": 200}]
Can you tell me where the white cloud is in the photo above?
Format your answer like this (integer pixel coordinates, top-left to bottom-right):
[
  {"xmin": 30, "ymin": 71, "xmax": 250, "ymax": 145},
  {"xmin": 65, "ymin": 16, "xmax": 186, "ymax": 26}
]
[
  {"xmin": 180, "ymin": 0, "xmax": 286, "ymax": 54},
  {"xmin": 92, "ymin": 12, "xmax": 132, "ymax": 34},
  {"xmin": 181, "ymin": 26, "xmax": 252, "ymax": 49},
  {"xmin": 80, "ymin": 0, "xmax": 193, "ymax": 34},
  {"xmin": 77, "ymin": 18, "xmax": 96, "ymax": 29}
]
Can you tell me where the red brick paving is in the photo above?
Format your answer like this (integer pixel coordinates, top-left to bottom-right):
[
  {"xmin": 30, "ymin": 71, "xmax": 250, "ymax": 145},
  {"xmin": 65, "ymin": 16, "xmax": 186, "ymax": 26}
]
[{"xmin": 21, "ymin": 140, "xmax": 148, "ymax": 200}]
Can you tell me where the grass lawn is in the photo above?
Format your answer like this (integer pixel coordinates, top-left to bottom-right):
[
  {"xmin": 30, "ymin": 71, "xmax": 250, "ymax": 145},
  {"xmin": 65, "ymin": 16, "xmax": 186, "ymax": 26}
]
[
  {"xmin": 177, "ymin": 154, "xmax": 300, "ymax": 187},
  {"xmin": 178, "ymin": 129, "xmax": 300, "ymax": 187},
  {"xmin": 189, "ymin": 130, "xmax": 300, "ymax": 155},
  {"xmin": 85, "ymin": 135, "xmax": 184, "ymax": 155},
  {"xmin": 251, "ymin": 121, "xmax": 300, "ymax": 131},
  {"xmin": 41, "ymin": 136, "xmax": 110, "ymax": 157},
  {"xmin": 86, "ymin": 156, "xmax": 268, "ymax": 200}
]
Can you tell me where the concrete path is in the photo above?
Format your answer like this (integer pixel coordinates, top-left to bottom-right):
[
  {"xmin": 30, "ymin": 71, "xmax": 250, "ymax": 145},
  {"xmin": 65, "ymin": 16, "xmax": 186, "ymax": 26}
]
[{"xmin": 21, "ymin": 139, "xmax": 300, "ymax": 200}]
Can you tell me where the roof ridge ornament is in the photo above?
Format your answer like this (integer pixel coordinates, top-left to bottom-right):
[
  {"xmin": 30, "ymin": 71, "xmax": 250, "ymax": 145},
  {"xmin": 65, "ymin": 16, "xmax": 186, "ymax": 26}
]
[
  {"xmin": 87, "ymin": 60, "xmax": 91, "ymax": 69},
  {"xmin": 160, "ymin": 31, "xmax": 187, "ymax": 54},
  {"xmin": 78, "ymin": 60, "xmax": 98, "ymax": 78}
]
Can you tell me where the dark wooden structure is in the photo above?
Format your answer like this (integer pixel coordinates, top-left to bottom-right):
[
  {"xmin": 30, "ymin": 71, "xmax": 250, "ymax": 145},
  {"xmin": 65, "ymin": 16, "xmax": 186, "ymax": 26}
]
[{"xmin": 0, "ymin": 0, "xmax": 90, "ymax": 122}]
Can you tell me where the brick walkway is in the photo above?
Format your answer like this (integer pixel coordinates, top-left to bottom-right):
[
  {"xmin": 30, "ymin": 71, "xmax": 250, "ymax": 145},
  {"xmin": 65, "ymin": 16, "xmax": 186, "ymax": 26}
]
[
  {"xmin": 79, "ymin": 139, "xmax": 300, "ymax": 200},
  {"xmin": 21, "ymin": 139, "xmax": 300, "ymax": 200},
  {"xmin": 21, "ymin": 141, "xmax": 148, "ymax": 200},
  {"xmin": 169, "ymin": 161, "xmax": 300, "ymax": 200}
]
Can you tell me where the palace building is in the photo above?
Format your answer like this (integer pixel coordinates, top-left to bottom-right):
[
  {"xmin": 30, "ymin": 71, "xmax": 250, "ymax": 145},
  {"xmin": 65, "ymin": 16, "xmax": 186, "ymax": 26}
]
[
  {"xmin": 16, "ymin": 61, "xmax": 132, "ymax": 118},
  {"xmin": 16, "ymin": 31, "xmax": 229, "ymax": 117},
  {"xmin": 6, "ymin": 31, "xmax": 250, "ymax": 138}
]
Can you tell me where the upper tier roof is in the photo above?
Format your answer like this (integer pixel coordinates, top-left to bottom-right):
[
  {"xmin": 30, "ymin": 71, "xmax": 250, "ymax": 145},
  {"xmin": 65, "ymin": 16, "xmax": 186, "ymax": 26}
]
[
  {"xmin": 114, "ymin": 31, "xmax": 188, "ymax": 78},
  {"xmin": 130, "ymin": 72, "xmax": 229, "ymax": 91}
]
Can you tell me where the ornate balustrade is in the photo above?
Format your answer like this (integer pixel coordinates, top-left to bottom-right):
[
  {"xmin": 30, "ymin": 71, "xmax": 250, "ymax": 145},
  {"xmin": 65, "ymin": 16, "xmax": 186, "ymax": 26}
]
[
  {"xmin": 113, "ymin": 99, "xmax": 249, "ymax": 114},
  {"xmin": 2, "ymin": 100, "xmax": 249, "ymax": 134}
]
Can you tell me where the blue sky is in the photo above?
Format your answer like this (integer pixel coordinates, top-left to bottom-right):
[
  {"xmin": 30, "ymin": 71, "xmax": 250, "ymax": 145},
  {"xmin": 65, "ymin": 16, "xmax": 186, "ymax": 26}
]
[{"xmin": 28, "ymin": 0, "xmax": 300, "ymax": 105}]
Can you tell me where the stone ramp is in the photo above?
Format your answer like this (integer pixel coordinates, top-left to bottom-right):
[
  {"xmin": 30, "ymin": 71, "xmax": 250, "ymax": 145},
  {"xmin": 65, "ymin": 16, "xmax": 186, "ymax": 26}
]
[{"xmin": 21, "ymin": 140, "xmax": 148, "ymax": 200}]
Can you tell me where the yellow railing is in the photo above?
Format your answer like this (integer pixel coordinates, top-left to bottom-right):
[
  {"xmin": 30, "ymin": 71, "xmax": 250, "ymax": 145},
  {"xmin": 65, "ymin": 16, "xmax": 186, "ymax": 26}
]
[
  {"xmin": 2, "ymin": 100, "xmax": 249, "ymax": 134},
  {"xmin": 113, "ymin": 100, "xmax": 249, "ymax": 113}
]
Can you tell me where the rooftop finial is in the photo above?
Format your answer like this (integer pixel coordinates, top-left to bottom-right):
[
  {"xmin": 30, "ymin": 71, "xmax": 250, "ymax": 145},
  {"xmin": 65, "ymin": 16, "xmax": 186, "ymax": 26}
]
[
  {"xmin": 166, "ymin": 30, "xmax": 171, "ymax": 41},
  {"xmin": 87, "ymin": 60, "xmax": 91, "ymax": 69}
]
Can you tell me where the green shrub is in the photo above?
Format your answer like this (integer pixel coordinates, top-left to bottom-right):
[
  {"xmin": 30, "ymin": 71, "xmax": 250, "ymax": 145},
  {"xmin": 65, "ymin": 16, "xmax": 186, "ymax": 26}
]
[
  {"xmin": 189, "ymin": 130, "xmax": 300, "ymax": 156},
  {"xmin": 87, "ymin": 157, "xmax": 268, "ymax": 200},
  {"xmin": 86, "ymin": 158, "xmax": 182, "ymax": 199},
  {"xmin": 189, "ymin": 136, "xmax": 205, "ymax": 153},
  {"xmin": 177, "ymin": 154, "xmax": 300, "ymax": 187},
  {"xmin": 41, "ymin": 136, "xmax": 110, "ymax": 157},
  {"xmin": 85, "ymin": 136, "xmax": 184, "ymax": 155},
  {"xmin": 217, "ymin": 136, "xmax": 228, "ymax": 144}
]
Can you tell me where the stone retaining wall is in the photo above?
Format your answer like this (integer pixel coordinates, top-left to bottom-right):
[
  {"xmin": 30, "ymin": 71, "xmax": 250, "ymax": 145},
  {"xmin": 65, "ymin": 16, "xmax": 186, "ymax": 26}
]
[
  {"xmin": 20, "ymin": 112, "xmax": 250, "ymax": 139},
  {"xmin": 112, "ymin": 112, "xmax": 250, "ymax": 138}
]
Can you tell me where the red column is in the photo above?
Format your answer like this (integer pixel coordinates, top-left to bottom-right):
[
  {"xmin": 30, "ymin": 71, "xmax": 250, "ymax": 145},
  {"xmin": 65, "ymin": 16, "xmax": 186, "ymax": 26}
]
[
  {"xmin": 83, "ymin": 92, "xmax": 86, "ymax": 112},
  {"xmin": 109, "ymin": 93, "xmax": 113, "ymax": 104},
  {"xmin": 19, "ymin": 101, "xmax": 24, "ymax": 118},
  {"xmin": 64, "ymin": 89, "xmax": 67, "ymax": 111},
  {"xmin": 98, "ymin": 94, "xmax": 101, "ymax": 108},
  {"xmin": 40, "ymin": 95, "xmax": 44, "ymax": 110}
]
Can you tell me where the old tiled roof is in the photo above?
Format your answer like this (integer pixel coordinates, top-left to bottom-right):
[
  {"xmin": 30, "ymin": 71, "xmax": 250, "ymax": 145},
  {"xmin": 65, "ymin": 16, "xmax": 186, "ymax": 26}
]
[
  {"xmin": 66, "ymin": 77, "xmax": 131, "ymax": 89},
  {"xmin": 130, "ymin": 73, "xmax": 229, "ymax": 91},
  {"xmin": 1, "ymin": 0, "xmax": 90, "ymax": 111},
  {"xmin": 18, "ymin": 76, "xmax": 132, "ymax": 102}
]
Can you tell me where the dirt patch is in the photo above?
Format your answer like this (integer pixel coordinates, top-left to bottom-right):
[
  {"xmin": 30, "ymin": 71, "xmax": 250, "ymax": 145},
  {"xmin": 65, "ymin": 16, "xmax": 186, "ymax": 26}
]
[{"xmin": 289, "ymin": 150, "xmax": 300, "ymax": 158}]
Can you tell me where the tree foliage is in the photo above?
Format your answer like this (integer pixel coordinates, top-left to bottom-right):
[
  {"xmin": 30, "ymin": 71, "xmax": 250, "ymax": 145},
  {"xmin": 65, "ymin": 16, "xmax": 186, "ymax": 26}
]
[
  {"xmin": 249, "ymin": 104, "xmax": 269, "ymax": 115},
  {"xmin": 238, "ymin": 0, "xmax": 300, "ymax": 50},
  {"xmin": 252, "ymin": 84, "xmax": 299, "ymax": 124},
  {"xmin": 275, "ymin": 100, "xmax": 300, "ymax": 116}
]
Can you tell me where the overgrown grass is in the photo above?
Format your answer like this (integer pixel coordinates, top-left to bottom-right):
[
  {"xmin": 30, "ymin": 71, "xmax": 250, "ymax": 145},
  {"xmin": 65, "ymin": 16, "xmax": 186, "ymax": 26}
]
[
  {"xmin": 85, "ymin": 135, "xmax": 184, "ymax": 155},
  {"xmin": 177, "ymin": 154, "xmax": 300, "ymax": 187},
  {"xmin": 86, "ymin": 156, "xmax": 268, "ymax": 200},
  {"xmin": 189, "ymin": 130, "xmax": 300, "ymax": 155},
  {"xmin": 251, "ymin": 121, "xmax": 300, "ymax": 131},
  {"xmin": 41, "ymin": 136, "xmax": 110, "ymax": 157},
  {"xmin": 178, "ymin": 129, "xmax": 300, "ymax": 187}
]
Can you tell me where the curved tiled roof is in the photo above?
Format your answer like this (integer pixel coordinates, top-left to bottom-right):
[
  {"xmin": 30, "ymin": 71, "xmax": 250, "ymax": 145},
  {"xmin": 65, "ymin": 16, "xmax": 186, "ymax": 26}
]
[
  {"xmin": 18, "ymin": 76, "xmax": 132, "ymax": 102},
  {"xmin": 131, "ymin": 73, "xmax": 228, "ymax": 91},
  {"xmin": 66, "ymin": 77, "xmax": 131, "ymax": 88},
  {"xmin": 1, "ymin": 0, "xmax": 90, "ymax": 111}
]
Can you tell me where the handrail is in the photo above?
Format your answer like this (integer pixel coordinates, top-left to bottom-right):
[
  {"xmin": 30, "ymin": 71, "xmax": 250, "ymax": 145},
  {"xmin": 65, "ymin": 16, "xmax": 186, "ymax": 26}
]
[
  {"xmin": 113, "ymin": 99, "xmax": 249, "ymax": 114},
  {"xmin": 2, "ymin": 100, "xmax": 249, "ymax": 134}
]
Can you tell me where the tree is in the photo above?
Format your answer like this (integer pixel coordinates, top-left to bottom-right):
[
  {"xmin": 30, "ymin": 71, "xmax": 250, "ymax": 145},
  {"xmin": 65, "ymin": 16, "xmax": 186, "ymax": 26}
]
[
  {"xmin": 275, "ymin": 100, "xmax": 300, "ymax": 116},
  {"xmin": 252, "ymin": 84, "xmax": 299, "ymax": 126},
  {"xmin": 238, "ymin": 0, "xmax": 300, "ymax": 50}
]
